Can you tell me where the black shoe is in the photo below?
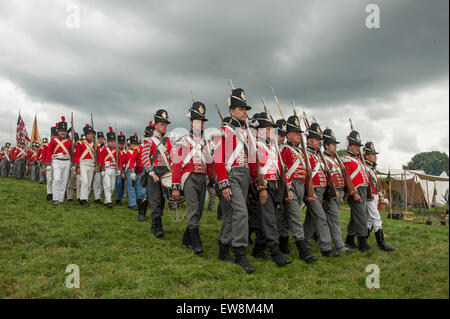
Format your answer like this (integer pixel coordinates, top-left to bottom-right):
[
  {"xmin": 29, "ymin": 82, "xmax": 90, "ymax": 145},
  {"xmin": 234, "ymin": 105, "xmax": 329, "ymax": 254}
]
[
  {"xmin": 129, "ymin": 206, "xmax": 137, "ymax": 210},
  {"xmin": 357, "ymin": 236, "xmax": 376, "ymax": 253},
  {"xmin": 269, "ymin": 245, "xmax": 292, "ymax": 267},
  {"xmin": 115, "ymin": 200, "xmax": 121, "ymax": 205},
  {"xmin": 312, "ymin": 232, "xmax": 318, "ymax": 243},
  {"xmin": 321, "ymin": 249, "xmax": 339, "ymax": 257},
  {"xmin": 345, "ymin": 235, "xmax": 357, "ymax": 248},
  {"xmin": 79, "ymin": 200, "xmax": 89, "ymax": 206},
  {"xmin": 279, "ymin": 236, "xmax": 291, "ymax": 254},
  {"xmin": 77, "ymin": 199, "xmax": 81, "ymax": 204},
  {"xmin": 252, "ymin": 244, "xmax": 269, "ymax": 260},
  {"xmin": 232, "ymin": 246, "xmax": 256, "ymax": 274},
  {"xmin": 46, "ymin": 194, "xmax": 53, "ymax": 201},
  {"xmin": 375, "ymin": 229, "xmax": 395, "ymax": 251},
  {"xmin": 218, "ymin": 242, "xmax": 234, "ymax": 262},
  {"xmin": 189, "ymin": 227, "xmax": 203, "ymax": 255},
  {"xmin": 105, "ymin": 202, "xmax": 112, "ymax": 208},
  {"xmin": 295, "ymin": 240, "xmax": 317, "ymax": 263},
  {"xmin": 94, "ymin": 199, "xmax": 101, "ymax": 204},
  {"xmin": 68, "ymin": 199, "xmax": 73, "ymax": 202},
  {"xmin": 137, "ymin": 199, "xmax": 146, "ymax": 222},
  {"xmin": 182, "ymin": 227, "xmax": 192, "ymax": 249},
  {"xmin": 152, "ymin": 217, "xmax": 164, "ymax": 238}
]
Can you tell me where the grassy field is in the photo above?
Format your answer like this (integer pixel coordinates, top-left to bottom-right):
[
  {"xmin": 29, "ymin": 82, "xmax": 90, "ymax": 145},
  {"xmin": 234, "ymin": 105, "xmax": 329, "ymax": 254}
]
[{"xmin": 0, "ymin": 177, "xmax": 448, "ymax": 299}]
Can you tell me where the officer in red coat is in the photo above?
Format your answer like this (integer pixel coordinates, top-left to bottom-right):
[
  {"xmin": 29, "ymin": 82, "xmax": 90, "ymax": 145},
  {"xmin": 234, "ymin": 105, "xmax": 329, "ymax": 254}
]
[
  {"xmin": 322, "ymin": 128, "xmax": 353, "ymax": 254},
  {"xmin": 213, "ymin": 87, "xmax": 255, "ymax": 273},
  {"xmin": 343, "ymin": 130, "xmax": 375, "ymax": 252},
  {"xmin": 0, "ymin": 142, "xmax": 12, "ymax": 178},
  {"xmin": 303, "ymin": 122, "xmax": 339, "ymax": 257},
  {"xmin": 141, "ymin": 110, "xmax": 172, "ymax": 238},
  {"xmin": 172, "ymin": 101, "xmax": 212, "ymax": 254}
]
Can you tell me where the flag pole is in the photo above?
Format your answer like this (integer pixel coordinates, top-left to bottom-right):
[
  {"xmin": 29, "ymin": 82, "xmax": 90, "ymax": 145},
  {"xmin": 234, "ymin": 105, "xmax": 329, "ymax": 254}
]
[{"xmin": 389, "ymin": 172, "xmax": 392, "ymax": 220}]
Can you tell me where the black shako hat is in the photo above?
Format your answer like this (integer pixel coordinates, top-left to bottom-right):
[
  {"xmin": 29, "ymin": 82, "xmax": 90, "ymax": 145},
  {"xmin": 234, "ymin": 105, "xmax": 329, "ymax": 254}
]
[
  {"xmin": 323, "ymin": 128, "xmax": 340, "ymax": 145},
  {"xmin": 257, "ymin": 112, "xmax": 275, "ymax": 129},
  {"xmin": 221, "ymin": 116, "xmax": 233, "ymax": 127},
  {"xmin": 18, "ymin": 138, "xmax": 26, "ymax": 145},
  {"xmin": 97, "ymin": 131, "xmax": 105, "ymax": 139},
  {"xmin": 42, "ymin": 138, "xmax": 48, "ymax": 144},
  {"xmin": 189, "ymin": 101, "xmax": 208, "ymax": 121},
  {"xmin": 129, "ymin": 133, "xmax": 139, "ymax": 145},
  {"xmin": 118, "ymin": 131, "xmax": 126, "ymax": 143},
  {"xmin": 228, "ymin": 88, "xmax": 252, "ymax": 110},
  {"xmin": 83, "ymin": 124, "xmax": 96, "ymax": 135},
  {"xmin": 363, "ymin": 141, "xmax": 379, "ymax": 155},
  {"xmin": 106, "ymin": 127, "xmax": 116, "ymax": 142},
  {"xmin": 57, "ymin": 116, "xmax": 68, "ymax": 132},
  {"xmin": 347, "ymin": 130, "xmax": 364, "ymax": 146},
  {"xmin": 307, "ymin": 122, "xmax": 323, "ymax": 140},
  {"xmin": 285, "ymin": 115, "xmax": 303, "ymax": 133},
  {"xmin": 248, "ymin": 113, "xmax": 261, "ymax": 128},
  {"xmin": 5, "ymin": 142, "xmax": 11, "ymax": 147},
  {"xmin": 144, "ymin": 121, "xmax": 155, "ymax": 137},
  {"xmin": 154, "ymin": 109, "xmax": 171, "ymax": 124},
  {"xmin": 276, "ymin": 119, "xmax": 287, "ymax": 135},
  {"xmin": 51, "ymin": 125, "xmax": 58, "ymax": 136}
]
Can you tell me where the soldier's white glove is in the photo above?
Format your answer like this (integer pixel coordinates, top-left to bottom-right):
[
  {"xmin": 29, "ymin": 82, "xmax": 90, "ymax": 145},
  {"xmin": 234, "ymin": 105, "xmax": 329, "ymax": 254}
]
[{"xmin": 130, "ymin": 172, "xmax": 136, "ymax": 182}]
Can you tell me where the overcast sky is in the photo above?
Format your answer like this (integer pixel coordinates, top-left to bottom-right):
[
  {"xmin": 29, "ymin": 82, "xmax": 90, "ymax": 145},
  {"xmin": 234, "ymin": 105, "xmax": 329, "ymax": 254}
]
[{"xmin": 0, "ymin": 0, "xmax": 448, "ymax": 169}]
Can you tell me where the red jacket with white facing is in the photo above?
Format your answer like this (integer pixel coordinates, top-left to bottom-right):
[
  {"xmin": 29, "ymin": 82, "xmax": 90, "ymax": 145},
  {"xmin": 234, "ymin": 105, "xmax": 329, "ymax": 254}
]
[
  {"xmin": 98, "ymin": 146, "xmax": 124, "ymax": 170},
  {"xmin": 307, "ymin": 145, "xmax": 327, "ymax": 188},
  {"xmin": 213, "ymin": 121, "xmax": 249, "ymax": 192},
  {"xmin": 141, "ymin": 132, "xmax": 172, "ymax": 171},
  {"xmin": 45, "ymin": 137, "xmax": 72, "ymax": 163},
  {"xmin": 249, "ymin": 137, "xmax": 282, "ymax": 184},
  {"xmin": 343, "ymin": 150, "xmax": 369, "ymax": 189},
  {"xmin": 27, "ymin": 149, "xmax": 38, "ymax": 163},
  {"xmin": 324, "ymin": 152, "xmax": 345, "ymax": 189},
  {"xmin": 171, "ymin": 132, "xmax": 212, "ymax": 190},
  {"xmin": 12, "ymin": 146, "xmax": 28, "ymax": 161},
  {"xmin": 74, "ymin": 140, "xmax": 95, "ymax": 165},
  {"xmin": 281, "ymin": 142, "xmax": 306, "ymax": 185}
]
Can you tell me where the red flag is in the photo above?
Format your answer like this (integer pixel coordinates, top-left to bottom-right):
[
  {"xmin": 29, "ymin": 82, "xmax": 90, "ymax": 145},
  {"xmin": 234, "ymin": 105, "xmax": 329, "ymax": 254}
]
[{"xmin": 16, "ymin": 113, "xmax": 30, "ymax": 144}]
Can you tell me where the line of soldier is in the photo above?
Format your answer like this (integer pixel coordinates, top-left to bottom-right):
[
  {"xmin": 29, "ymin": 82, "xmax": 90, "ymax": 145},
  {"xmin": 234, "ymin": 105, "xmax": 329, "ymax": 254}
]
[{"xmin": 0, "ymin": 85, "xmax": 394, "ymax": 274}]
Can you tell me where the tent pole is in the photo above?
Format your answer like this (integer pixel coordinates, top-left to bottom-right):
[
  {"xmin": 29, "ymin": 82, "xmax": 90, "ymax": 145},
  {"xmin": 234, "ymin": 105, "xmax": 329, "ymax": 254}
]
[{"xmin": 389, "ymin": 179, "xmax": 392, "ymax": 220}]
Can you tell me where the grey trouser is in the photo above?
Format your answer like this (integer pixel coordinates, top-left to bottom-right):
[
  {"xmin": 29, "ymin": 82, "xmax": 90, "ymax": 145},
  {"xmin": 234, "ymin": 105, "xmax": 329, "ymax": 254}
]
[
  {"xmin": 218, "ymin": 167, "xmax": 250, "ymax": 248},
  {"xmin": 14, "ymin": 158, "xmax": 26, "ymax": 180},
  {"xmin": 255, "ymin": 180, "xmax": 282, "ymax": 248},
  {"xmin": 30, "ymin": 163, "xmax": 39, "ymax": 181},
  {"xmin": 39, "ymin": 163, "xmax": 46, "ymax": 183},
  {"xmin": 304, "ymin": 187, "xmax": 333, "ymax": 252},
  {"xmin": 276, "ymin": 203, "xmax": 290, "ymax": 238},
  {"xmin": 282, "ymin": 179, "xmax": 306, "ymax": 241},
  {"xmin": 147, "ymin": 169, "xmax": 167, "ymax": 220},
  {"xmin": 347, "ymin": 186, "xmax": 368, "ymax": 237},
  {"xmin": 0, "ymin": 160, "xmax": 10, "ymax": 177},
  {"xmin": 207, "ymin": 187, "xmax": 216, "ymax": 211},
  {"xmin": 323, "ymin": 187, "xmax": 345, "ymax": 249},
  {"xmin": 184, "ymin": 173, "xmax": 207, "ymax": 229}
]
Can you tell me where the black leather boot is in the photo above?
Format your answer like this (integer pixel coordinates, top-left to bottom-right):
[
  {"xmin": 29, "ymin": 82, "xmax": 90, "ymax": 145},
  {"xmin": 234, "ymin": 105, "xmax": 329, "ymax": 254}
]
[
  {"xmin": 152, "ymin": 217, "xmax": 164, "ymax": 238},
  {"xmin": 357, "ymin": 236, "xmax": 376, "ymax": 253},
  {"xmin": 375, "ymin": 229, "xmax": 395, "ymax": 251},
  {"xmin": 345, "ymin": 235, "xmax": 357, "ymax": 248},
  {"xmin": 232, "ymin": 246, "xmax": 256, "ymax": 274},
  {"xmin": 137, "ymin": 199, "xmax": 145, "ymax": 221},
  {"xmin": 79, "ymin": 200, "xmax": 89, "ymax": 206},
  {"xmin": 295, "ymin": 240, "xmax": 317, "ymax": 263},
  {"xmin": 46, "ymin": 194, "xmax": 52, "ymax": 201},
  {"xmin": 218, "ymin": 242, "xmax": 234, "ymax": 262},
  {"xmin": 252, "ymin": 243, "xmax": 269, "ymax": 260},
  {"xmin": 279, "ymin": 236, "xmax": 291, "ymax": 254},
  {"xmin": 182, "ymin": 227, "xmax": 192, "ymax": 249},
  {"xmin": 269, "ymin": 245, "xmax": 292, "ymax": 267},
  {"xmin": 189, "ymin": 227, "xmax": 203, "ymax": 255},
  {"xmin": 321, "ymin": 249, "xmax": 339, "ymax": 257}
]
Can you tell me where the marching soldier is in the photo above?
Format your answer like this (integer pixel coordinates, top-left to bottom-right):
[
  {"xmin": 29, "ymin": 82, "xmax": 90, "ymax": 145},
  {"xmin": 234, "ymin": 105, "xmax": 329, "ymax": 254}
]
[
  {"xmin": 114, "ymin": 132, "xmax": 127, "ymax": 205},
  {"xmin": 98, "ymin": 127, "xmax": 120, "ymax": 208},
  {"xmin": 303, "ymin": 122, "xmax": 339, "ymax": 257},
  {"xmin": 42, "ymin": 125, "xmax": 57, "ymax": 201},
  {"xmin": 343, "ymin": 130, "xmax": 375, "ymax": 252},
  {"xmin": 249, "ymin": 112, "xmax": 292, "ymax": 267},
  {"xmin": 37, "ymin": 139, "xmax": 47, "ymax": 184},
  {"xmin": 280, "ymin": 115, "xmax": 317, "ymax": 263},
  {"xmin": 93, "ymin": 131, "xmax": 105, "ymax": 204},
  {"xmin": 322, "ymin": 128, "xmax": 353, "ymax": 254},
  {"xmin": 213, "ymin": 87, "xmax": 255, "ymax": 273},
  {"xmin": 12, "ymin": 138, "xmax": 27, "ymax": 180},
  {"xmin": 172, "ymin": 101, "xmax": 212, "ymax": 254},
  {"xmin": 126, "ymin": 133, "xmax": 140, "ymax": 211},
  {"xmin": 74, "ymin": 124, "xmax": 97, "ymax": 206},
  {"xmin": 141, "ymin": 110, "xmax": 172, "ymax": 237},
  {"xmin": 44, "ymin": 116, "xmax": 72, "ymax": 206},
  {"xmin": 67, "ymin": 133, "xmax": 81, "ymax": 202},
  {"xmin": 363, "ymin": 142, "xmax": 395, "ymax": 251},
  {"xmin": 0, "ymin": 143, "xmax": 12, "ymax": 178},
  {"xmin": 27, "ymin": 142, "xmax": 40, "ymax": 181}
]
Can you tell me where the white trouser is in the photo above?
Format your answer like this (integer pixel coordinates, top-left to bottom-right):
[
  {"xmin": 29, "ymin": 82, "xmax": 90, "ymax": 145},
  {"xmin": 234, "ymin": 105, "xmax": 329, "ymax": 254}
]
[
  {"xmin": 102, "ymin": 167, "xmax": 116, "ymax": 204},
  {"xmin": 93, "ymin": 171, "xmax": 103, "ymax": 200},
  {"xmin": 46, "ymin": 166, "xmax": 53, "ymax": 194},
  {"xmin": 51, "ymin": 159, "xmax": 71, "ymax": 203},
  {"xmin": 80, "ymin": 161, "xmax": 95, "ymax": 200},
  {"xmin": 367, "ymin": 193, "xmax": 383, "ymax": 232}
]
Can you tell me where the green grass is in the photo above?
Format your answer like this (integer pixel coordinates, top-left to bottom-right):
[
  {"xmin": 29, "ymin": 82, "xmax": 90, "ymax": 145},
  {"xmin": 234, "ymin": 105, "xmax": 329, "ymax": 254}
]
[{"xmin": 0, "ymin": 177, "xmax": 448, "ymax": 299}]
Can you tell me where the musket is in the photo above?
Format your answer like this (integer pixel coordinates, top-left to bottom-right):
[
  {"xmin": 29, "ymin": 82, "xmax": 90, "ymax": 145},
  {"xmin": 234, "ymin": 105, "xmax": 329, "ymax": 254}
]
[
  {"xmin": 90, "ymin": 113, "xmax": 98, "ymax": 165},
  {"xmin": 190, "ymin": 90, "xmax": 195, "ymax": 103},
  {"xmin": 228, "ymin": 80, "xmax": 235, "ymax": 91},
  {"xmin": 114, "ymin": 123, "xmax": 120, "ymax": 176},
  {"xmin": 245, "ymin": 116, "xmax": 265, "ymax": 189},
  {"xmin": 348, "ymin": 118, "xmax": 374, "ymax": 201},
  {"xmin": 291, "ymin": 103, "xmax": 315, "ymax": 201},
  {"xmin": 271, "ymin": 86, "xmax": 285, "ymax": 120},
  {"xmin": 215, "ymin": 104, "xmax": 224, "ymax": 122},
  {"xmin": 334, "ymin": 150, "xmax": 358, "ymax": 198},
  {"xmin": 310, "ymin": 116, "xmax": 338, "ymax": 199},
  {"xmin": 70, "ymin": 112, "xmax": 75, "ymax": 164}
]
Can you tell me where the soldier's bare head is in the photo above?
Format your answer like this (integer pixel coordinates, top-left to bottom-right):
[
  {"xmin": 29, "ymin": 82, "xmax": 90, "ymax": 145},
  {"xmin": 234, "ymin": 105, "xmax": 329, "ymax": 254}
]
[
  {"xmin": 229, "ymin": 106, "xmax": 247, "ymax": 123},
  {"xmin": 155, "ymin": 122, "xmax": 168, "ymax": 135},
  {"xmin": 287, "ymin": 131, "xmax": 301, "ymax": 145}
]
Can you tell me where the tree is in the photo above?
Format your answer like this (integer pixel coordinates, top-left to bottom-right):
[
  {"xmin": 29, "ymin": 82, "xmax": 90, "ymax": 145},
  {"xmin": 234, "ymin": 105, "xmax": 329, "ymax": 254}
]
[
  {"xmin": 337, "ymin": 149, "xmax": 347, "ymax": 157},
  {"xmin": 404, "ymin": 151, "xmax": 449, "ymax": 176}
]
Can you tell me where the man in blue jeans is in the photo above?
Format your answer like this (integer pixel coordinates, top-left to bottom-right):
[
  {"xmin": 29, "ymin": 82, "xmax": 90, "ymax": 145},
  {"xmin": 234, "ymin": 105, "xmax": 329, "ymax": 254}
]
[
  {"xmin": 115, "ymin": 132, "xmax": 127, "ymax": 205},
  {"xmin": 125, "ymin": 133, "xmax": 140, "ymax": 210}
]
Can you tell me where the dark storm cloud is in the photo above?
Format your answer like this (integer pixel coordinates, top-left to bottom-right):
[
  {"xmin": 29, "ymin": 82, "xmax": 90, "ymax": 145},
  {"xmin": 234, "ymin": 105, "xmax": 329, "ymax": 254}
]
[{"xmin": 0, "ymin": 0, "xmax": 448, "ymax": 141}]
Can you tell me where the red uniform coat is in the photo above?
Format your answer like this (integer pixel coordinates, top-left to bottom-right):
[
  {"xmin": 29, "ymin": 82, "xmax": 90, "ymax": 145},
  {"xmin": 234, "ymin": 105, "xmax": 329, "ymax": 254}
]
[
  {"xmin": 74, "ymin": 140, "xmax": 95, "ymax": 165},
  {"xmin": 36, "ymin": 147, "xmax": 43, "ymax": 162},
  {"xmin": 281, "ymin": 142, "xmax": 306, "ymax": 184},
  {"xmin": 45, "ymin": 137, "xmax": 72, "ymax": 162},
  {"xmin": 12, "ymin": 146, "xmax": 27, "ymax": 161},
  {"xmin": 171, "ymin": 133, "xmax": 212, "ymax": 190},
  {"xmin": 129, "ymin": 146, "xmax": 145, "ymax": 174},
  {"xmin": 98, "ymin": 146, "xmax": 121, "ymax": 169},
  {"xmin": 365, "ymin": 161, "xmax": 379, "ymax": 195},
  {"xmin": 324, "ymin": 152, "xmax": 345, "ymax": 189},
  {"xmin": 343, "ymin": 151, "xmax": 369, "ymax": 189},
  {"xmin": 307, "ymin": 146, "xmax": 327, "ymax": 188},
  {"xmin": 141, "ymin": 134, "xmax": 172, "ymax": 169},
  {"xmin": 249, "ymin": 138, "xmax": 282, "ymax": 184},
  {"xmin": 27, "ymin": 149, "xmax": 38, "ymax": 163}
]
